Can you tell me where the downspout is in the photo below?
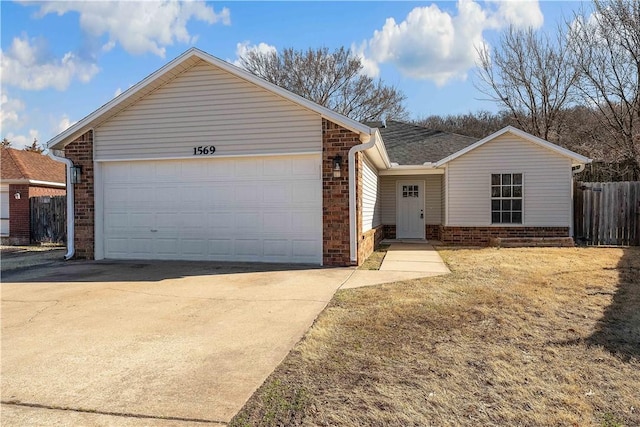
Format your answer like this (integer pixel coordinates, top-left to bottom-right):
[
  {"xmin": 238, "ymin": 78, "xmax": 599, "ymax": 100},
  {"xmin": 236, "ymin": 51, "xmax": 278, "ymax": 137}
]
[
  {"xmin": 348, "ymin": 132, "xmax": 375, "ymax": 264},
  {"xmin": 48, "ymin": 150, "xmax": 75, "ymax": 260}
]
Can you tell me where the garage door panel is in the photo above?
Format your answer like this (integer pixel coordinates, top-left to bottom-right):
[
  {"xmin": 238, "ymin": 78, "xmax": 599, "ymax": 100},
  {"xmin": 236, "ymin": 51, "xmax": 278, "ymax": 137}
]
[
  {"xmin": 263, "ymin": 239, "xmax": 289, "ymax": 257},
  {"xmin": 234, "ymin": 159, "xmax": 262, "ymax": 178},
  {"xmin": 102, "ymin": 155, "xmax": 322, "ymax": 264},
  {"xmin": 263, "ymin": 183, "xmax": 291, "ymax": 203},
  {"xmin": 292, "ymin": 182, "xmax": 320, "ymax": 204},
  {"xmin": 156, "ymin": 238, "xmax": 179, "ymax": 254},
  {"xmin": 235, "ymin": 240, "xmax": 261, "ymax": 256},
  {"xmin": 292, "ymin": 240, "xmax": 319, "ymax": 259},
  {"xmin": 130, "ymin": 238, "xmax": 153, "ymax": 255},
  {"xmin": 209, "ymin": 239, "xmax": 232, "ymax": 255}
]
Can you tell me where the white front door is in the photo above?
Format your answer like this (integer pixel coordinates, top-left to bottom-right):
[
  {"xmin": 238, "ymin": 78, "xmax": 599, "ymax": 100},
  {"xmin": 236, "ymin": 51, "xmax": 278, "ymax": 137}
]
[{"xmin": 396, "ymin": 181, "xmax": 425, "ymax": 239}]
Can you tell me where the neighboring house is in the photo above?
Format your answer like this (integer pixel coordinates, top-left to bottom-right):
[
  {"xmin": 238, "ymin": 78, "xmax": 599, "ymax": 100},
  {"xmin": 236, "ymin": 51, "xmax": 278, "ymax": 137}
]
[
  {"xmin": 45, "ymin": 48, "xmax": 591, "ymax": 266},
  {"xmin": 1, "ymin": 147, "xmax": 66, "ymax": 245}
]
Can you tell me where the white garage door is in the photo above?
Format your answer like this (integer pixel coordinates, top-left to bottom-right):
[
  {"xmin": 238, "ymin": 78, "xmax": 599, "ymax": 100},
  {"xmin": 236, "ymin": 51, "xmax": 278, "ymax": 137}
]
[{"xmin": 102, "ymin": 155, "xmax": 322, "ymax": 264}]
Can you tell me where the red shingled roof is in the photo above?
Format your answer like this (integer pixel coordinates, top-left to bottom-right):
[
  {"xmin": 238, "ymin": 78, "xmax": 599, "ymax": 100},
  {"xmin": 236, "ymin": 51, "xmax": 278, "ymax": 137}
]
[{"xmin": 1, "ymin": 147, "xmax": 66, "ymax": 184}]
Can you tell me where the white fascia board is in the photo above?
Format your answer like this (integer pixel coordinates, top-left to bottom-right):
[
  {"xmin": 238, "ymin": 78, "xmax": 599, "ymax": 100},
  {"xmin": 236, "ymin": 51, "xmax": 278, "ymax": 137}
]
[
  {"xmin": 379, "ymin": 165, "xmax": 444, "ymax": 176},
  {"xmin": 362, "ymin": 129, "xmax": 391, "ymax": 170},
  {"xmin": 47, "ymin": 48, "xmax": 374, "ymax": 150},
  {"xmin": 0, "ymin": 179, "xmax": 29, "ymax": 185},
  {"xmin": 435, "ymin": 126, "xmax": 592, "ymax": 167},
  {"xmin": 29, "ymin": 180, "xmax": 66, "ymax": 188},
  {"xmin": 0, "ymin": 179, "xmax": 65, "ymax": 187},
  {"xmin": 94, "ymin": 151, "xmax": 322, "ymax": 163}
]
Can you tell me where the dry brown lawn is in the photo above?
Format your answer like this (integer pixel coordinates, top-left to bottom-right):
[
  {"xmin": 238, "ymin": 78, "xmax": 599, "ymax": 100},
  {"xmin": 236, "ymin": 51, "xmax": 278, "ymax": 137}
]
[
  {"xmin": 358, "ymin": 244, "xmax": 389, "ymax": 270},
  {"xmin": 230, "ymin": 247, "xmax": 640, "ymax": 427}
]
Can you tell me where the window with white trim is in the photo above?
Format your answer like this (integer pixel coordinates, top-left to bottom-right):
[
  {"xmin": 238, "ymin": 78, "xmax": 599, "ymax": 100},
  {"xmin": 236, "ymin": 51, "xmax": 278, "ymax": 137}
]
[{"xmin": 491, "ymin": 173, "xmax": 523, "ymax": 224}]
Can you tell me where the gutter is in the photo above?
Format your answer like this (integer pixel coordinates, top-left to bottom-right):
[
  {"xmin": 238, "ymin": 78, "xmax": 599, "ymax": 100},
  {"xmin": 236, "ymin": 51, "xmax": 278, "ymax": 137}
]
[
  {"xmin": 48, "ymin": 150, "xmax": 75, "ymax": 260},
  {"xmin": 348, "ymin": 132, "xmax": 376, "ymax": 264}
]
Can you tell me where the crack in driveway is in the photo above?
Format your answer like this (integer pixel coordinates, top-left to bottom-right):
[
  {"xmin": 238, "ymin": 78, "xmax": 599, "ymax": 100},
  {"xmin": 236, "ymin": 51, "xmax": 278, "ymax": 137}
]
[
  {"xmin": 2, "ymin": 299, "xmax": 60, "ymax": 324},
  {"xmin": 1, "ymin": 401, "xmax": 227, "ymax": 425}
]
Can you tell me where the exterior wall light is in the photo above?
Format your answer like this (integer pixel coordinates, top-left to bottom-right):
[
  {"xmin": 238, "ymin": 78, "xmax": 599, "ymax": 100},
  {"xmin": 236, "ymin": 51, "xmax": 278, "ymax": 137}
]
[
  {"xmin": 333, "ymin": 155, "xmax": 342, "ymax": 178},
  {"xmin": 14, "ymin": 192, "xmax": 21, "ymax": 200},
  {"xmin": 71, "ymin": 165, "xmax": 83, "ymax": 184}
]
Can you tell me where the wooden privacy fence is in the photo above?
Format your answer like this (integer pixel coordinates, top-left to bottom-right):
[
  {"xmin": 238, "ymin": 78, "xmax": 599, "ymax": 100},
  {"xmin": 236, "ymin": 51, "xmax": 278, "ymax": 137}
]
[
  {"xmin": 30, "ymin": 195, "xmax": 66, "ymax": 243},
  {"xmin": 574, "ymin": 181, "xmax": 640, "ymax": 246}
]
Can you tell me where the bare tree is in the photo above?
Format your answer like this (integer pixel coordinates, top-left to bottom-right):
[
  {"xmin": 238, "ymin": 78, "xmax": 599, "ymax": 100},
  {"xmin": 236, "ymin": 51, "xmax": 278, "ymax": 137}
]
[
  {"xmin": 475, "ymin": 25, "xmax": 579, "ymax": 141},
  {"xmin": 238, "ymin": 46, "xmax": 408, "ymax": 122},
  {"xmin": 568, "ymin": 0, "xmax": 640, "ymax": 178},
  {"xmin": 23, "ymin": 138, "xmax": 44, "ymax": 153},
  {"xmin": 415, "ymin": 111, "xmax": 515, "ymax": 139}
]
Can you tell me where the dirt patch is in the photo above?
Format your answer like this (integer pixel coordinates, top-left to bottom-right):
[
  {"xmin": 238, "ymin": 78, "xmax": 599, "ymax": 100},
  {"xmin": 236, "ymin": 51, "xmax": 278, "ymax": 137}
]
[
  {"xmin": 358, "ymin": 244, "xmax": 389, "ymax": 270},
  {"xmin": 1, "ymin": 245, "xmax": 65, "ymax": 273},
  {"xmin": 231, "ymin": 247, "xmax": 640, "ymax": 427}
]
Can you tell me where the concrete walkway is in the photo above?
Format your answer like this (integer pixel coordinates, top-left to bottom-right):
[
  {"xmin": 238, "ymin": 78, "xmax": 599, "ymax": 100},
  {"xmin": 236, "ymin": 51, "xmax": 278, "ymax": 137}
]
[{"xmin": 379, "ymin": 242, "xmax": 450, "ymax": 275}]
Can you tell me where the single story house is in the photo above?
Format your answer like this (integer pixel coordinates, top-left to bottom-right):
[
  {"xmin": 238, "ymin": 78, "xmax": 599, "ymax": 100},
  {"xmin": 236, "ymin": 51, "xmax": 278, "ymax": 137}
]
[
  {"xmin": 46, "ymin": 48, "xmax": 591, "ymax": 266},
  {"xmin": 1, "ymin": 147, "xmax": 66, "ymax": 245}
]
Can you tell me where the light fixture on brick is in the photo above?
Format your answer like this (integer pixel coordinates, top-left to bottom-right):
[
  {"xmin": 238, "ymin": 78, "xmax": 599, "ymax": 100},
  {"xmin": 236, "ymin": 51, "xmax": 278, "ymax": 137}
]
[
  {"xmin": 333, "ymin": 155, "xmax": 342, "ymax": 178},
  {"xmin": 71, "ymin": 165, "xmax": 82, "ymax": 184}
]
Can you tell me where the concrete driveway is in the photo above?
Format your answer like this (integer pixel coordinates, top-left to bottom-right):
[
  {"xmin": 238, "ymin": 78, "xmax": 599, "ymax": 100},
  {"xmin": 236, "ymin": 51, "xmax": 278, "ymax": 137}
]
[{"xmin": 1, "ymin": 260, "xmax": 355, "ymax": 426}]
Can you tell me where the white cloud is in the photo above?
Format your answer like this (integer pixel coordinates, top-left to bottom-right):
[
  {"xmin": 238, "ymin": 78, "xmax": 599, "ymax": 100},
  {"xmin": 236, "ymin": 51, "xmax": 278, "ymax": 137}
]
[
  {"xmin": 57, "ymin": 115, "xmax": 76, "ymax": 133},
  {"xmin": 1, "ymin": 36, "xmax": 99, "ymax": 91},
  {"xmin": 350, "ymin": 42, "xmax": 380, "ymax": 78},
  {"xmin": 38, "ymin": 1, "xmax": 231, "ymax": 58},
  {"xmin": 358, "ymin": 0, "xmax": 544, "ymax": 86},
  {"xmin": 233, "ymin": 41, "xmax": 277, "ymax": 67},
  {"xmin": 113, "ymin": 87, "xmax": 122, "ymax": 98},
  {"xmin": 1, "ymin": 94, "xmax": 25, "ymax": 129},
  {"xmin": 5, "ymin": 129, "xmax": 40, "ymax": 150},
  {"xmin": 488, "ymin": 0, "xmax": 544, "ymax": 29}
]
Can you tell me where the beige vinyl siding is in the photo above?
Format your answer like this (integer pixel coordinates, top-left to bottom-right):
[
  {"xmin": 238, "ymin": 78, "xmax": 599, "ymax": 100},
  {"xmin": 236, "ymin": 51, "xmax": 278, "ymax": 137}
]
[
  {"xmin": 380, "ymin": 175, "xmax": 442, "ymax": 225},
  {"xmin": 362, "ymin": 156, "xmax": 381, "ymax": 232},
  {"xmin": 447, "ymin": 134, "xmax": 572, "ymax": 226},
  {"xmin": 441, "ymin": 169, "xmax": 447, "ymax": 225},
  {"xmin": 95, "ymin": 59, "xmax": 321, "ymax": 160}
]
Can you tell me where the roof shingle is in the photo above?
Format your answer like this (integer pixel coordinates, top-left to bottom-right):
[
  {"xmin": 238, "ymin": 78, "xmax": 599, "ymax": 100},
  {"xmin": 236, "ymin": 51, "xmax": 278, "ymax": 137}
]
[
  {"xmin": 366, "ymin": 120, "xmax": 478, "ymax": 165},
  {"xmin": 1, "ymin": 148, "xmax": 66, "ymax": 184}
]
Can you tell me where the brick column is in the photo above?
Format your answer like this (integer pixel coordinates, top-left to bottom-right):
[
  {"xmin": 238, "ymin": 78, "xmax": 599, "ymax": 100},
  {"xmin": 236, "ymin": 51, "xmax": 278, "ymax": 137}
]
[
  {"xmin": 64, "ymin": 131, "xmax": 94, "ymax": 259},
  {"xmin": 8, "ymin": 184, "xmax": 30, "ymax": 245},
  {"xmin": 322, "ymin": 119, "xmax": 361, "ymax": 266}
]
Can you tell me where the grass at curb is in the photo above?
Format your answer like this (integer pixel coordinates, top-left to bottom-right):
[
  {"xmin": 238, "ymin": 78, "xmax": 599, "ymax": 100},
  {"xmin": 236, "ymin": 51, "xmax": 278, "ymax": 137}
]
[
  {"xmin": 230, "ymin": 247, "xmax": 640, "ymax": 427},
  {"xmin": 357, "ymin": 244, "xmax": 390, "ymax": 270}
]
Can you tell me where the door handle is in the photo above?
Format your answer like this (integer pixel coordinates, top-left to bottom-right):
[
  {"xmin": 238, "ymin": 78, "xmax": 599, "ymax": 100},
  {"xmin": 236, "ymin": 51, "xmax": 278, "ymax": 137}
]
[{"xmin": 420, "ymin": 210, "xmax": 424, "ymax": 219}]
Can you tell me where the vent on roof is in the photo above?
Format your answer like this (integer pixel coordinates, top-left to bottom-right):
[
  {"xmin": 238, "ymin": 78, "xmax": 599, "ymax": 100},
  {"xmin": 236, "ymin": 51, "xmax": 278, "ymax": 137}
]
[{"xmin": 381, "ymin": 117, "xmax": 386, "ymax": 128}]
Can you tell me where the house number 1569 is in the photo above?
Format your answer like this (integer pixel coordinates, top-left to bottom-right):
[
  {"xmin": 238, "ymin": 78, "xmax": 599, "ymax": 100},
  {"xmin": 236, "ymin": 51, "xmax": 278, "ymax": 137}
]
[{"xmin": 193, "ymin": 145, "xmax": 216, "ymax": 155}]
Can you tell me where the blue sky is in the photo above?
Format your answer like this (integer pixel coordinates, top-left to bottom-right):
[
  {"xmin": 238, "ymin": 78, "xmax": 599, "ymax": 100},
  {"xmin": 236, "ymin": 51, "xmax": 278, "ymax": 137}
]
[{"xmin": 1, "ymin": 1, "xmax": 585, "ymax": 149}]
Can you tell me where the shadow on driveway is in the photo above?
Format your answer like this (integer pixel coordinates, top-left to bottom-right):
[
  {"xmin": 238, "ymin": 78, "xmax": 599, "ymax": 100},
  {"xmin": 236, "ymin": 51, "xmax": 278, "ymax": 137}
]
[{"xmin": 2, "ymin": 258, "xmax": 326, "ymax": 284}]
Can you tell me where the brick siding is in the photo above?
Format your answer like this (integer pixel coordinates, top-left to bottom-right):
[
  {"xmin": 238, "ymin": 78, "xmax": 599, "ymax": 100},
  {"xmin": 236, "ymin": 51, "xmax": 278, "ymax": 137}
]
[
  {"xmin": 426, "ymin": 224, "xmax": 441, "ymax": 240},
  {"xmin": 358, "ymin": 225, "xmax": 385, "ymax": 264},
  {"xmin": 440, "ymin": 226, "xmax": 570, "ymax": 246},
  {"xmin": 381, "ymin": 224, "xmax": 440, "ymax": 241},
  {"xmin": 6, "ymin": 184, "xmax": 30, "ymax": 245},
  {"xmin": 322, "ymin": 119, "xmax": 362, "ymax": 266},
  {"xmin": 64, "ymin": 130, "xmax": 94, "ymax": 259}
]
